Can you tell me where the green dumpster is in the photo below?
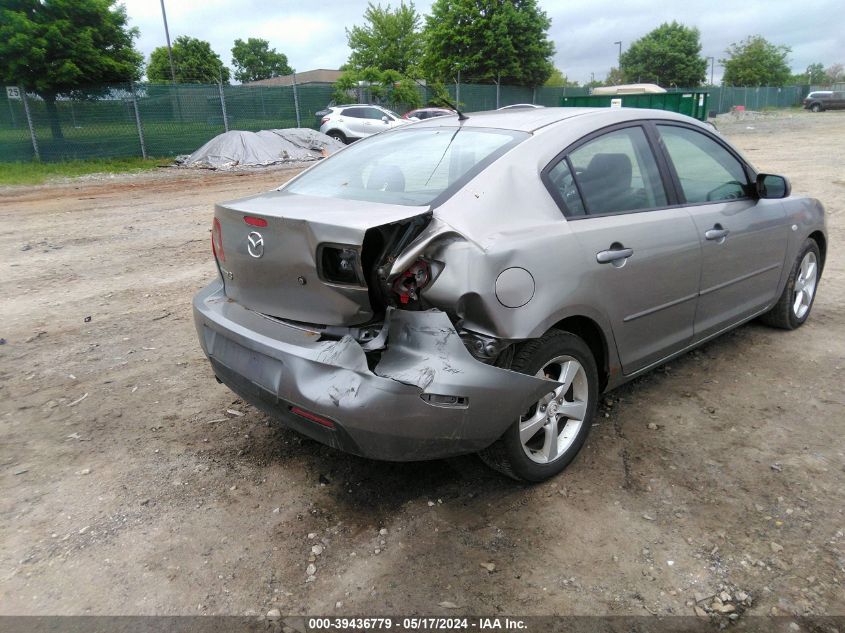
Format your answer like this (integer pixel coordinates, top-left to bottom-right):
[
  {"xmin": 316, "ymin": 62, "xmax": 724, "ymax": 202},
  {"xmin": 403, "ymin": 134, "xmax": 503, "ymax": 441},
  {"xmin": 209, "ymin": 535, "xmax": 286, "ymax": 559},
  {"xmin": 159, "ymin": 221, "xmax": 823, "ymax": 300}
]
[{"xmin": 560, "ymin": 91, "xmax": 710, "ymax": 121}]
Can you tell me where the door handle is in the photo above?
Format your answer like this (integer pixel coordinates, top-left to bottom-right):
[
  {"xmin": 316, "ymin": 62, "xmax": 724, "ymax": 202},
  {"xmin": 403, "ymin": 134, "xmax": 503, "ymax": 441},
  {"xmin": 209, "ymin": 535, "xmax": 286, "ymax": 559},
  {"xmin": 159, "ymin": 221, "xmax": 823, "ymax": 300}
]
[
  {"xmin": 705, "ymin": 226, "xmax": 730, "ymax": 241},
  {"xmin": 596, "ymin": 247, "xmax": 634, "ymax": 264}
]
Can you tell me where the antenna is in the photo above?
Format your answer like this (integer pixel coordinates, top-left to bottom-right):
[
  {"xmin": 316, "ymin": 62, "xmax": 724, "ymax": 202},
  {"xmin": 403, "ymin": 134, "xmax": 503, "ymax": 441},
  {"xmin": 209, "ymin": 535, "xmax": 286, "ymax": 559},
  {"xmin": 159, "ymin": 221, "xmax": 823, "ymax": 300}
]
[{"xmin": 411, "ymin": 77, "xmax": 468, "ymax": 121}]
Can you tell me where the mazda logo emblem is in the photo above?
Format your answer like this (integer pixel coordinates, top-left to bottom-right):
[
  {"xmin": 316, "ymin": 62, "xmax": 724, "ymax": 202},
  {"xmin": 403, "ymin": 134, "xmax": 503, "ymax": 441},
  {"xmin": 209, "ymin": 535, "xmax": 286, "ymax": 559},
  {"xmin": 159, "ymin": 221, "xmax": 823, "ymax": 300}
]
[{"xmin": 246, "ymin": 231, "xmax": 264, "ymax": 258}]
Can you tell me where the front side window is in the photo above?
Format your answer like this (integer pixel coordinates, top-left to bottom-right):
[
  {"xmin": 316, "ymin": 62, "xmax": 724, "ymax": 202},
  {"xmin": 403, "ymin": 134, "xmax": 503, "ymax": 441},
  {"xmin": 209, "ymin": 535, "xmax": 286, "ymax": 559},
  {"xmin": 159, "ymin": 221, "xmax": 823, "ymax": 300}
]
[
  {"xmin": 285, "ymin": 127, "xmax": 527, "ymax": 206},
  {"xmin": 566, "ymin": 126, "xmax": 667, "ymax": 215},
  {"xmin": 658, "ymin": 125, "xmax": 750, "ymax": 203}
]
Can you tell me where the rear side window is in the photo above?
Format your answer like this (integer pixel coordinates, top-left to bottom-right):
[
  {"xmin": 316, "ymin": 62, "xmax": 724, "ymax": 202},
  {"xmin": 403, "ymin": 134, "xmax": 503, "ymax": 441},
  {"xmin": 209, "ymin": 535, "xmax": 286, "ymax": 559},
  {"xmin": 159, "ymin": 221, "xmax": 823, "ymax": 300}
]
[
  {"xmin": 657, "ymin": 125, "xmax": 750, "ymax": 203},
  {"xmin": 547, "ymin": 160, "xmax": 586, "ymax": 216},
  {"xmin": 566, "ymin": 126, "xmax": 668, "ymax": 216},
  {"xmin": 341, "ymin": 107, "xmax": 365, "ymax": 118}
]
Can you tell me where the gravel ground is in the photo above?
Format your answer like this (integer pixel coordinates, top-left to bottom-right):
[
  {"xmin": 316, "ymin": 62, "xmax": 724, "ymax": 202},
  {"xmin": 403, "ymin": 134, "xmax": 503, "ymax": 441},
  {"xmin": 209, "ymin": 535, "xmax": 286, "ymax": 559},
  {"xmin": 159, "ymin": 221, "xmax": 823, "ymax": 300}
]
[{"xmin": 1, "ymin": 111, "xmax": 844, "ymax": 619}]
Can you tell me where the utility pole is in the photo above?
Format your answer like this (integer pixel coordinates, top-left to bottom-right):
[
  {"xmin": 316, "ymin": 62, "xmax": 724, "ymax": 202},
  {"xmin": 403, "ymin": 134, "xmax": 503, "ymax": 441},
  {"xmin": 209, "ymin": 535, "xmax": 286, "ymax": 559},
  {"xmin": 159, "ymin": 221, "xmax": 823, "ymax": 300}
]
[
  {"xmin": 159, "ymin": 0, "xmax": 177, "ymax": 83},
  {"xmin": 614, "ymin": 41, "xmax": 622, "ymax": 65},
  {"xmin": 707, "ymin": 57, "xmax": 715, "ymax": 86}
]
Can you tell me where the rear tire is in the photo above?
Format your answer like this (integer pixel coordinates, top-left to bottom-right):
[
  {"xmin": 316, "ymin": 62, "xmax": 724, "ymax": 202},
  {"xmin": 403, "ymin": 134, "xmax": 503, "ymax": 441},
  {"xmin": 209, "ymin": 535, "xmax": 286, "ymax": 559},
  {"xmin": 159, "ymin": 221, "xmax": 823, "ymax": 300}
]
[
  {"xmin": 760, "ymin": 238, "xmax": 821, "ymax": 330},
  {"xmin": 479, "ymin": 330, "xmax": 598, "ymax": 482},
  {"xmin": 326, "ymin": 130, "xmax": 347, "ymax": 144}
]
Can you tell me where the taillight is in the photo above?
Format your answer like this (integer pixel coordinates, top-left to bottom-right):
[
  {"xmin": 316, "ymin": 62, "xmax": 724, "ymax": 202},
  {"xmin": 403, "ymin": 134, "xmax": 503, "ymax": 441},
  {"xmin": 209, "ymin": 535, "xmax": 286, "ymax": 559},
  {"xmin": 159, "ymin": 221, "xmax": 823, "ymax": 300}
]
[
  {"xmin": 211, "ymin": 217, "xmax": 224, "ymax": 262},
  {"xmin": 392, "ymin": 259, "xmax": 431, "ymax": 304},
  {"xmin": 319, "ymin": 245, "xmax": 363, "ymax": 285},
  {"xmin": 321, "ymin": 116, "xmax": 330, "ymax": 125}
]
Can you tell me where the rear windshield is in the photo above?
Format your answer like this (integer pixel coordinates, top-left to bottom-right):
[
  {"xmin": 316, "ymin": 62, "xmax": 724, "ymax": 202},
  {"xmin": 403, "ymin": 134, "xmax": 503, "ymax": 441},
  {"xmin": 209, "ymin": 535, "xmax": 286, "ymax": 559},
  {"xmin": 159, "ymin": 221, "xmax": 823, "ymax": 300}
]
[{"xmin": 284, "ymin": 127, "xmax": 528, "ymax": 206}]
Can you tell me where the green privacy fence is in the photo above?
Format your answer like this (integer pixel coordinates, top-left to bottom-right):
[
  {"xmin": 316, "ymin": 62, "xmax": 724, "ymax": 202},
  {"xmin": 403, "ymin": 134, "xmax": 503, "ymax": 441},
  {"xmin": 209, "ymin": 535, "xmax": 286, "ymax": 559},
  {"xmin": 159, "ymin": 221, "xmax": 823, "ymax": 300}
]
[{"xmin": 0, "ymin": 82, "xmax": 810, "ymax": 163}]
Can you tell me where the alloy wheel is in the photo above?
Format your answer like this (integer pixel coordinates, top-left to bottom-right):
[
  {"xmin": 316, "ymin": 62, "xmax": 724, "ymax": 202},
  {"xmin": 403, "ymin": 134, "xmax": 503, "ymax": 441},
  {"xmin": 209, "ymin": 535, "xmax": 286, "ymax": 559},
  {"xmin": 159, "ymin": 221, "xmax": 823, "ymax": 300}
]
[
  {"xmin": 519, "ymin": 355, "xmax": 589, "ymax": 464},
  {"xmin": 793, "ymin": 251, "xmax": 818, "ymax": 319}
]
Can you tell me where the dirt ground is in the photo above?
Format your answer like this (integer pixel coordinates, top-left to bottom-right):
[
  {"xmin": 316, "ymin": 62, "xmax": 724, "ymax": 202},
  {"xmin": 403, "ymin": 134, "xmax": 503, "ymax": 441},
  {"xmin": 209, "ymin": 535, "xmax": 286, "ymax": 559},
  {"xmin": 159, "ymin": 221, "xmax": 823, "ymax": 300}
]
[{"xmin": 1, "ymin": 111, "xmax": 844, "ymax": 619}]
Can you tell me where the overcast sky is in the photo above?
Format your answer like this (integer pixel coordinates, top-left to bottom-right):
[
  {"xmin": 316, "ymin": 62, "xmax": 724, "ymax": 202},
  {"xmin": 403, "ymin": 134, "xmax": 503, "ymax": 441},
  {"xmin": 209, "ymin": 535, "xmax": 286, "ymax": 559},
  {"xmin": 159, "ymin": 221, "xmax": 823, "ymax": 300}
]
[{"xmin": 123, "ymin": 0, "xmax": 843, "ymax": 84}]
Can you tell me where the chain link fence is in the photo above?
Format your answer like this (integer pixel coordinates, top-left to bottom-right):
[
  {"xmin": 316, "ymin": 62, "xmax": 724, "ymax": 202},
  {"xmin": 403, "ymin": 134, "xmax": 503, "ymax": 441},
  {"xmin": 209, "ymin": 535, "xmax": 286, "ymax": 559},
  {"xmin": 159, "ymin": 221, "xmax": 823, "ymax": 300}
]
[{"xmin": 0, "ymin": 81, "xmax": 811, "ymax": 163}]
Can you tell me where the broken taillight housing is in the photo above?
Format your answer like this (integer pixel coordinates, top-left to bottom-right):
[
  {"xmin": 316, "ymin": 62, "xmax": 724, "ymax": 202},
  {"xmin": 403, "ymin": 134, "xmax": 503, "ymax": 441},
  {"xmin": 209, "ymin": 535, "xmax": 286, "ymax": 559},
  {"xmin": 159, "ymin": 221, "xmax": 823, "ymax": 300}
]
[
  {"xmin": 211, "ymin": 217, "xmax": 224, "ymax": 262},
  {"xmin": 319, "ymin": 245, "xmax": 364, "ymax": 286},
  {"xmin": 392, "ymin": 259, "xmax": 431, "ymax": 304}
]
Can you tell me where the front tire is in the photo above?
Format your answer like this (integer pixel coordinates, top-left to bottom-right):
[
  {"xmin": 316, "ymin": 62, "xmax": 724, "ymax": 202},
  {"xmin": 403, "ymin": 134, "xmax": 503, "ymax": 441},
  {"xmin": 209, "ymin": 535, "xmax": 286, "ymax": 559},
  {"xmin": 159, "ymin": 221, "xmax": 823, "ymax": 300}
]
[
  {"xmin": 760, "ymin": 238, "xmax": 821, "ymax": 329},
  {"xmin": 810, "ymin": 103, "xmax": 822, "ymax": 113},
  {"xmin": 479, "ymin": 330, "xmax": 598, "ymax": 482}
]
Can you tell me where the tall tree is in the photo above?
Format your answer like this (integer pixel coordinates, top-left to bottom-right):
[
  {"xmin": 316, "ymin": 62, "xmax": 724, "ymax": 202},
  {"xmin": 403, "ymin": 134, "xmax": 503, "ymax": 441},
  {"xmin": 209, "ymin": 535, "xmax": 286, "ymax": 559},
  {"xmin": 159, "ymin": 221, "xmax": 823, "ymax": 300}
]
[
  {"xmin": 544, "ymin": 68, "xmax": 578, "ymax": 87},
  {"xmin": 721, "ymin": 35, "xmax": 791, "ymax": 87},
  {"xmin": 805, "ymin": 62, "xmax": 826, "ymax": 84},
  {"xmin": 605, "ymin": 67, "xmax": 626, "ymax": 86},
  {"xmin": 147, "ymin": 36, "xmax": 230, "ymax": 84},
  {"xmin": 346, "ymin": 2, "xmax": 422, "ymax": 75},
  {"xmin": 231, "ymin": 38, "xmax": 293, "ymax": 83},
  {"xmin": 422, "ymin": 0, "xmax": 555, "ymax": 87},
  {"xmin": 825, "ymin": 63, "xmax": 844, "ymax": 83},
  {"xmin": 0, "ymin": 0, "xmax": 143, "ymax": 140},
  {"xmin": 332, "ymin": 67, "xmax": 422, "ymax": 109},
  {"xmin": 619, "ymin": 22, "xmax": 706, "ymax": 87}
]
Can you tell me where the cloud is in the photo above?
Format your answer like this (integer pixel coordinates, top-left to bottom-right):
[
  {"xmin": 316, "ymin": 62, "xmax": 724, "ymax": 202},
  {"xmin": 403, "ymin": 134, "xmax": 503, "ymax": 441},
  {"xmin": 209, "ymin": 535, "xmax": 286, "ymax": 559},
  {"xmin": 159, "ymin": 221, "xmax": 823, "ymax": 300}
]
[{"xmin": 123, "ymin": 0, "xmax": 844, "ymax": 84}]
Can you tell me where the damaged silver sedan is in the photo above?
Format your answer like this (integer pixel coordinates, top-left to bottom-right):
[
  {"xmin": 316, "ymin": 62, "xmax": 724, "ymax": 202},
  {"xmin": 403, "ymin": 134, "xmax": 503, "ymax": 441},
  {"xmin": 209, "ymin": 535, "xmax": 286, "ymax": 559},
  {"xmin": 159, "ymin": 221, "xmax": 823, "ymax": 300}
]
[{"xmin": 194, "ymin": 107, "xmax": 826, "ymax": 481}]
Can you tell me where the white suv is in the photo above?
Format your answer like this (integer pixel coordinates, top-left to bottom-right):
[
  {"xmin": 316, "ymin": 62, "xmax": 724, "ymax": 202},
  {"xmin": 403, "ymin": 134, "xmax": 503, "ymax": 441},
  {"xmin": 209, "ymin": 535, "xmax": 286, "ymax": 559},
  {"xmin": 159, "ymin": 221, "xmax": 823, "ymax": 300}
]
[{"xmin": 319, "ymin": 104, "xmax": 411, "ymax": 144}]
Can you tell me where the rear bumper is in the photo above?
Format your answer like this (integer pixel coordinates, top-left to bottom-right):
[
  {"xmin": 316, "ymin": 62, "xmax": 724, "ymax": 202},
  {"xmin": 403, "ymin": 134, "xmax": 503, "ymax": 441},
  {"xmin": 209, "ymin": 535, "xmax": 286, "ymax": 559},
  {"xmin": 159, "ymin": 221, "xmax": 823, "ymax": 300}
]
[{"xmin": 193, "ymin": 281, "xmax": 556, "ymax": 461}]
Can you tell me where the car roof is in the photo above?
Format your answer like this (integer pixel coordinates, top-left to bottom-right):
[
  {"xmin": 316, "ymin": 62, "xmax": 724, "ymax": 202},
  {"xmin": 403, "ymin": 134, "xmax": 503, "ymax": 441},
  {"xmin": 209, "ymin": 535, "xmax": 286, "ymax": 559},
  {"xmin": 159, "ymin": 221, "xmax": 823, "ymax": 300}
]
[
  {"xmin": 333, "ymin": 104, "xmax": 386, "ymax": 109},
  {"xmin": 410, "ymin": 106, "xmax": 704, "ymax": 133}
]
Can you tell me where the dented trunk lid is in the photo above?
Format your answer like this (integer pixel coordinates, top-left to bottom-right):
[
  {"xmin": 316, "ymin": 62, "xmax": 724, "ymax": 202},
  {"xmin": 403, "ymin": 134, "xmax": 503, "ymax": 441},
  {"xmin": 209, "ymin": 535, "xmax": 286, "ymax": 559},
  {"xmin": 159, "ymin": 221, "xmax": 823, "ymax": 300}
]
[{"xmin": 214, "ymin": 191, "xmax": 429, "ymax": 325}]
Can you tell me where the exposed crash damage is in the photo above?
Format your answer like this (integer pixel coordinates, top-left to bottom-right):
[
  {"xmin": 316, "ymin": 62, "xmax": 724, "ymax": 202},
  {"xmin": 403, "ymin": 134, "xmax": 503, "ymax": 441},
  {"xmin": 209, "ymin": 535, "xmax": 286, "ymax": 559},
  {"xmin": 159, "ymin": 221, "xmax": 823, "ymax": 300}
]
[{"xmin": 193, "ymin": 283, "xmax": 558, "ymax": 461}]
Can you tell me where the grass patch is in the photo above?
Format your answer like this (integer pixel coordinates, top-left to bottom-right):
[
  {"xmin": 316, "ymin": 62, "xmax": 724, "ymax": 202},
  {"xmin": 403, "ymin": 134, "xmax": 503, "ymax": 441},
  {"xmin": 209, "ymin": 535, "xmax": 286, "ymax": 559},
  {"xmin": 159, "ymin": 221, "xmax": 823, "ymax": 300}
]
[{"xmin": 0, "ymin": 156, "xmax": 173, "ymax": 186}]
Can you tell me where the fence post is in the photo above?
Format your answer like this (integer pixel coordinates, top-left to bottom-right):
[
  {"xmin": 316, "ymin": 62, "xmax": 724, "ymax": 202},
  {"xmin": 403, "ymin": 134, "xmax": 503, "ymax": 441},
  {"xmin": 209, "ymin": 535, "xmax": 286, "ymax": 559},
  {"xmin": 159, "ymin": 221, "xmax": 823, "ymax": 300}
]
[
  {"xmin": 20, "ymin": 86, "xmax": 40, "ymax": 161},
  {"xmin": 292, "ymin": 72, "xmax": 301, "ymax": 128},
  {"xmin": 218, "ymin": 81, "xmax": 229, "ymax": 133},
  {"xmin": 130, "ymin": 82, "xmax": 147, "ymax": 159},
  {"xmin": 532, "ymin": 87, "xmax": 536, "ymax": 105},
  {"xmin": 7, "ymin": 95, "xmax": 16, "ymax": 128}
]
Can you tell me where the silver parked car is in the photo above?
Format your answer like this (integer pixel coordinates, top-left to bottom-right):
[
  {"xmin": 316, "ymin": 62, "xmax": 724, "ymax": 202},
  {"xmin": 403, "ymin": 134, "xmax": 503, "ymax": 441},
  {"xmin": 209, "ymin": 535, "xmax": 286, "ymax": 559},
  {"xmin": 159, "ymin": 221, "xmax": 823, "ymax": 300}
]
[{"xmin": 194, "ymin": 107, "xmax": 826, "ymax": 481}]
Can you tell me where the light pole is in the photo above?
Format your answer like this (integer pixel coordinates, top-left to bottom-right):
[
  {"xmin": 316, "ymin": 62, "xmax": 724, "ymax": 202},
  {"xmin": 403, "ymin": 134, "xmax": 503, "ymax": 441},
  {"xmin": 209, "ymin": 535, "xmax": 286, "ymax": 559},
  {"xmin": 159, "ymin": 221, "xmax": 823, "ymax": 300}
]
[
  {"xmin": 707, "ymin": 56, "xmax": 715, "ymax": 86},
  {"xmin": 159, "ymin": 0, "xmax": 177, "ymax": 83},
  {"xmin": 614, "ymin": 41, "xmax": 622, "ymax": 66}
]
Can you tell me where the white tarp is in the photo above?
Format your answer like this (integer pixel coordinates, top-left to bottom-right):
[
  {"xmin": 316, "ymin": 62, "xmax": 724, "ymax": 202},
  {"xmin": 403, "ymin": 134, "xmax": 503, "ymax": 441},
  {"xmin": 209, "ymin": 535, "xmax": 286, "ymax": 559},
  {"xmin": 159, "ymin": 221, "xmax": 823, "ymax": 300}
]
[{"xmin": 178, "ymin": 128, "xmax": 344, "ymax": 170}]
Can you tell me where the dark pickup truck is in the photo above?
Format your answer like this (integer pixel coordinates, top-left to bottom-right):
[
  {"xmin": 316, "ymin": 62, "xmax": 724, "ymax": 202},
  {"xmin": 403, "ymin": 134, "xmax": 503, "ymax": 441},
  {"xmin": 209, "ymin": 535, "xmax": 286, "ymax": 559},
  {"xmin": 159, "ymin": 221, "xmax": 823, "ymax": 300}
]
[{"xmin": 803, "ymin": 91, "xmax": 845, "ymax": 112}]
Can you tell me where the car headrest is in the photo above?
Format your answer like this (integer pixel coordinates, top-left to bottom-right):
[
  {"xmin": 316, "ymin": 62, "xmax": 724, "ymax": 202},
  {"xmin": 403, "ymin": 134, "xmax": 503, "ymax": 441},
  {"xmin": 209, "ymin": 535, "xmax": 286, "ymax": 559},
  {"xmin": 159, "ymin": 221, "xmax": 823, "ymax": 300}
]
[
  {"xmin": 366, "ymin": 164, "xmax": 406, "ymax": 192},
  {"xmin": 582, "ymin": 153, "xmax": 632, "ymax": 190}
]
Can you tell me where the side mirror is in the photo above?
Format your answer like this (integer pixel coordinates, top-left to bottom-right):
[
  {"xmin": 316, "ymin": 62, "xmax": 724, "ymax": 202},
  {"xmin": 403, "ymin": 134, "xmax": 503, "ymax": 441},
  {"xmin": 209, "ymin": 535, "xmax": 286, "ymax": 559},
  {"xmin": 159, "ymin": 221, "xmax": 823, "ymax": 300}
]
[
  {"xmin": 381, "ymin": 116, "xmax": 390, "ymax": 123},
  {"xmin": 756, "ymin": 173, "xmax": 790, "ymax": 199}
]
